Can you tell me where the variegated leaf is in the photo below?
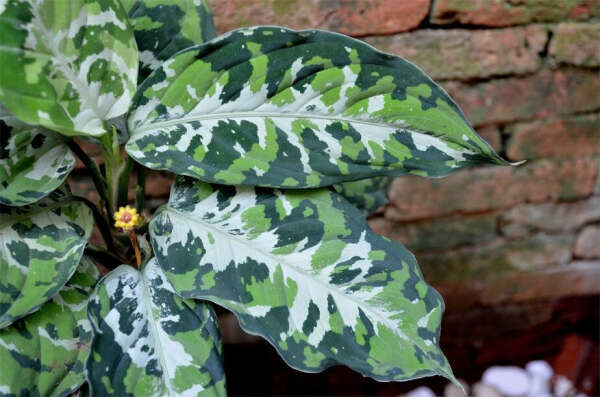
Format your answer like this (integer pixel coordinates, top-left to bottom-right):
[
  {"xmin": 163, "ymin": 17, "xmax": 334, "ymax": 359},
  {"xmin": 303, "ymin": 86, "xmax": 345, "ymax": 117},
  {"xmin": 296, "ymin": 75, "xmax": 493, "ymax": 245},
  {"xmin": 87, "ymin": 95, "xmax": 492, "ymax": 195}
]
[
  {"xmin": 0, "ymin": 0, "xmax": 138, "ymax": 136},
  {"xmin": 1, "ymin": 118, "xmax": 75, "ymax": 206},
  {"xmin": 334, "ymin": 176, "xmax": 393, "ymax": 215},
  {"xmin": 127, "ymin": 26, "xmax": 507, "ymax": 189},
  {"xmin": 0, "ymin": 256, "xmax": 100, "ymax": 397},
  {"xmin": 87, "ymin": 260, "xmax": 226, "ymax": 396},
  {"xmin": 0, "ymin": 190, "xmax": 93, "ymax": 328},
  {"xmin": 150, "ymin": 176, "xmax": 457, "ymax": 383},
  {"xmin": 123, "ymin": 0, "xmax": 217, "ymax": 80}
]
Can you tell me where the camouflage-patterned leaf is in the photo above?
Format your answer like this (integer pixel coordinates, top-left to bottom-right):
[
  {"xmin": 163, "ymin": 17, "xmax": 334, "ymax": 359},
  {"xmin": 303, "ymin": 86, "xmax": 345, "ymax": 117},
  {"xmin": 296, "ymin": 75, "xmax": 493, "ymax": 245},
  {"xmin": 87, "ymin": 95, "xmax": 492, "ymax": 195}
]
[
  {"xmin": 1, "ymin": 119, "xmax": 75, "ymax": 206},
  {"xmin": 334, "ymin": 176, "xmax": 394, "ymax": 215},
  {"xmin": 150, "ymin": 176, "xmax": 457, "ymax": 383},
  {"xmin": 87, "ymin": 260, "xmax": 226, "ymax": 396},
  {"xmin": 0, "ymin": 0, "xmax": 138, "ymax": 136},
  {"xmin": 127, "ymin": 26, "xmax": 507, "ymax": 189},
  {"xmin": 123, "ymin": 0, "xmax": 217, "ymax": 80},
  {"xmin": 0, "ymin": 256, "xmax": 100, "ymax": 397},
  {"xmin": 0, "ymin": 190, "xmax": 93, "ymax": 328}
]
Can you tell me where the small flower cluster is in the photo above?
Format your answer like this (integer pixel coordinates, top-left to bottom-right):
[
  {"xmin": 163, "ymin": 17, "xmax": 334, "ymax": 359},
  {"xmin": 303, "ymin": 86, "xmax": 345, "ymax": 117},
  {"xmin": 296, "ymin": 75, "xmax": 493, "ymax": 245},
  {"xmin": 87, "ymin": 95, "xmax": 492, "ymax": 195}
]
[{"xmin": 114, "ymin": 206, "xmax": 141, "ymax": 231}]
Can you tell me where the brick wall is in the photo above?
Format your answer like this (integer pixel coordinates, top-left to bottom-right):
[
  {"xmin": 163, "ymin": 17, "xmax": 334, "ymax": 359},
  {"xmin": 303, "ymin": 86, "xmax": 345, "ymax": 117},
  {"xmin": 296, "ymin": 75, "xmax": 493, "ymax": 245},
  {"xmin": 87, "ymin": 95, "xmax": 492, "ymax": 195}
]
[
  {"xmin": 201, "ymin": 0, "xmax": 600, "ymax": 284},
  {"xmin": 71, "ymin": 0, "xmax": 600, "ymax": 284}
]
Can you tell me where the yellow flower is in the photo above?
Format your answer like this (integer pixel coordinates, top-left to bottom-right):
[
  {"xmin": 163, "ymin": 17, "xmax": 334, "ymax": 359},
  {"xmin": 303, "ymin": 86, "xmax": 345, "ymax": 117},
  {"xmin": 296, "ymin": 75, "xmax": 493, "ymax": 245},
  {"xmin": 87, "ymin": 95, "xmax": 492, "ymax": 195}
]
[{"xmin": 114, "ymin": 206, "xmax": 141, "ymax": 230}]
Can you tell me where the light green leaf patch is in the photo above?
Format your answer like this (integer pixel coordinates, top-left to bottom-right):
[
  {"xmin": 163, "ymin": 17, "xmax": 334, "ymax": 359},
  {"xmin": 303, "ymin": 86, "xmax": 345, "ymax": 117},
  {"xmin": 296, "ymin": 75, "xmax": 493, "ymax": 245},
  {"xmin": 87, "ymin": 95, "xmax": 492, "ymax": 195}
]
[
  {"xmin": 0, "ymin": 256, "xmax": 100, "ymax": 397},
  {"xmin": 86, "ymin": 259, "xmax": 226, "ymax": 397},
  {"xmin": 123, "ymin": 0, "xmax": 217, "ymax": 80},
  {"xmin": 150, "ymin": 176, "xmax": 458, "ymax": 384},
  {"xmin": 0, "ymin": 116, "xmax": 75, "ymax": 206},
  {"xmin": 0, "ymin": 190, "xmax": 93, "ymax": 328},
  {"xmin": 127, "ymin": 26, "xmax": 509, "ymax": 189},
  {"xmin": 0, "ymin": 0, "xmax": 138, "ymax": 136}
]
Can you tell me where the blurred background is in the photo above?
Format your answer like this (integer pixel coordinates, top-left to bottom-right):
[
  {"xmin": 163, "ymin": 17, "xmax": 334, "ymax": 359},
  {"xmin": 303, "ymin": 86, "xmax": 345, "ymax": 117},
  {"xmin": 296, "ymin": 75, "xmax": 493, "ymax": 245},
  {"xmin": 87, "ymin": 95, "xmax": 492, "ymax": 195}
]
[{"xmin": 72, "ymin": 0, "xmax": 600, "ymax": 395}]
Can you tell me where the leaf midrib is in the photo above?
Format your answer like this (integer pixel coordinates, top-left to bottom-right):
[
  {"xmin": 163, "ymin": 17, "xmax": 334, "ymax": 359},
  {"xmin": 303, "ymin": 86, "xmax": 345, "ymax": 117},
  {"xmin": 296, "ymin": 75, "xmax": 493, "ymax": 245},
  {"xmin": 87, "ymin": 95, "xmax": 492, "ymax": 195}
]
[{"xmin": 161, "ymin": 207, "xmax": 410, "ymax": 344}]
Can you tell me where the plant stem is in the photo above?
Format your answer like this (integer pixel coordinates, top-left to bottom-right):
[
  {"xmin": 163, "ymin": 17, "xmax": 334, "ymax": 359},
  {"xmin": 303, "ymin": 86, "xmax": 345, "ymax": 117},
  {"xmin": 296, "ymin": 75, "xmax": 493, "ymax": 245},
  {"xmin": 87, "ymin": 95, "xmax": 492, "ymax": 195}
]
[
  {"xmin": 135, "ymin": 164, "xmax": 146, "ymax": 213},
  {"xmin": 129, "ymin": 231, "xmax": 142, "ymax": 268},
  {"xmin": 67, "ymin": 139, "xmax": 113, "ymax": 219},
  {"xmin": 84, "ymin": 245, "xmax": 123, "ymax": 270},
  {"xmin": 74, "ymin": 196, "xmax": 117, "ymax": 254},
  {"xmin": 101, "ymin": 126, "xmax": 122, "ymax": 215},
  {"xmin": 118, "ymin": 157, "xmax": 134, "ymax": 208}
]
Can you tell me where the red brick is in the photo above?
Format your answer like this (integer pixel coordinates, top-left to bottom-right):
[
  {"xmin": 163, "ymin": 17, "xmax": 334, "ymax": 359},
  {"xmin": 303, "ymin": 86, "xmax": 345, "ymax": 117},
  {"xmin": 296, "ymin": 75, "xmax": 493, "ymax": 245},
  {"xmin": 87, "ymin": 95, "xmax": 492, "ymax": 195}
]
[
  {"xmin": 501, "ymin": 196, "xmax": 600, "ymax": 237},
  {"xmin": 574, "ymin": 225, "xmax": 600, "ymax": 259},
  {"xmin": 443, "ymin": 69, "xmax": 600, "ymax": 127},
  {"xmin": 73, "ymin": 137, "xmax": 103, "ymax": 170},
  {"xmin": 386, "ymin": 158, "xmax": 598, "ymax": 221},
  {"xmin": 209, "ymin": 0, "xmax": 430, "ymax": 37},
  {"xmin": 430, "ymin": 0, "xmax": 600, "ymax": 27},
  {"xmin": 477, "ymin": 125, "xmax": 502, "ymax": 153},
  {"xmin": 506, "ymin": 114, "xmax": 600, "ymax": 161},
  {"xmin": 550, "ymin": 22, "xmax": 600, "ymax": 67},
  {"xmin": 364, "ymin": 26, "xmax": 546, "ymax": 80}
]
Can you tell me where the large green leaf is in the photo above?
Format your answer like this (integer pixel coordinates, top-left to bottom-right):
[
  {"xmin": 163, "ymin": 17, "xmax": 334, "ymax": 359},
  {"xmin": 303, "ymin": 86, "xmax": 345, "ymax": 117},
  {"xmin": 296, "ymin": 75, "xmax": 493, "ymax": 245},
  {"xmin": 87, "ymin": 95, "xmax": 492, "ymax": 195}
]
[
  {"xmin": 87, "ymin": 260, "xmax": 226, "ymax": 396},
  {"xmin": 123, "ymin": 0, "xmax": 217, "ymax": 80},
  {"xmin": 0, "ymin": 190, "xmax": 93, "ymax": 328},
  {"xmin": 0, "ymin": 256, "xmax": 100, "ymax": 397},
  {"xmin": 1, "ymin": 117, "xmax": 75, "ymax": 206},
  {"xmin": 334, "ymin": 176, "xmax": 394, "ymax": 215},
  {"xmin": 150, "ymin": 176, "xmax": 457, "ymax": 383},
  {"xmin": 0, "ymin": 0, "xmax": 138, "ymax": 136},
  {"xmin": 127, "ymin": 26, "xmax": 507, "ymax": 189}
]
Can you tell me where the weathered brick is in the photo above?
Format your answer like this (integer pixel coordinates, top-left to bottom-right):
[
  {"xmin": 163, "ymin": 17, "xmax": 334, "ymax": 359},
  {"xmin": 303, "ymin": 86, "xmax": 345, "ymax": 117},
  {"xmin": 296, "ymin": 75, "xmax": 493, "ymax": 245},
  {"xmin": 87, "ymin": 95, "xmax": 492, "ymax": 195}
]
[
  {"xmin": 364, "ymin": 26, "xmax": 546, "ymax": 80},
  {"xmin": 430, "ymin": 0, "xmax": 600, "ymax": 27},
  {"xmin": 477, "ymin": 125, "xmax": 502, "ymax": 153},
  {"xmin": 386, "ymin": 158, "xmax": 598, "ymax": 221},
  {"xmin": 417, "ymin": 234, "xmax": 575, "ymax": 283},
  {"xmin": 574, "ymin": 225, "xmax": 600, "ymax": 258},
  {"xmin": 506, "ymin": 113, "xmax": 600, "ymax": 161},
  {"xmin": 443, "ymin": 69, "xmax": 600, "ymax": 127},
  {"xmin": 501, "ymin": 196, "xmax": 600, "ymax": 237},
  {"xmin": 550, "ymin": 22, "xmax": 600, "ymax": 67},
  {"xmin": 370, "ymin": 214, "xmax": 497, "ymax": 252},
  {"xmin": 209, "ymin": 0, "xmax": 431, "ymax": 37}
]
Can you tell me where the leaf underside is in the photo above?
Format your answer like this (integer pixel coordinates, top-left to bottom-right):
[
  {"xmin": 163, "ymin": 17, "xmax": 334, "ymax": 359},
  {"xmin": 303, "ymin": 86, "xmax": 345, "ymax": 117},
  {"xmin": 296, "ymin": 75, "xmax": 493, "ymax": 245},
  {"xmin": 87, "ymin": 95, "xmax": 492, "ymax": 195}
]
[
  {"xmin": 123, "ymin": 0, "xmax": 217, "ymax": 81},
  {"xmin": 150, "ymin": 176, "xmax": 457, "ymax": 383},
  {"xmin": 0, "ymin": 119, "xmax": 75, "ymax": 206},
  {"xmin": 0, "ymin": 0, "xmax": 138, "ymax": 136},
  {"xmin": 87, "ymin": 260, "xmax": 226, "ymax": 397},
  {"xmin": 127, "ymin": 26, "xmax": 505, "ymax": 189},
  {"xmin": 0, "ymin": 190, "xmax": 93, "ymax": 329},
  {"xmin": 0, "ymin": 256, "xmax": 100, "ymax": 397},
  {"xmin": 334, "ymin": 176, "xmax": 394, "ymax": 215}
]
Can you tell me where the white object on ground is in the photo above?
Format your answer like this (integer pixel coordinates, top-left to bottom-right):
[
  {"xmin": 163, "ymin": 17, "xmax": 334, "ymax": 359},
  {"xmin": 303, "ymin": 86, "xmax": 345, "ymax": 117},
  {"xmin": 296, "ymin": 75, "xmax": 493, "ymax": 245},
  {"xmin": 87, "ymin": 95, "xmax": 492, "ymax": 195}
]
[
  {"xmin": 526, "ymin": 360, "xmax": 553, "ymax": 396},
  {"xmin": 472, "ymin": 382, "xmax": 503, "ymax": 397},
  {"xmin": 405, "ymin": 386, "xmax": 436, "ymax": 397},
  {"xmin": 554, "ymin": 375, "xmax": 576, "ymax": 397},
  {"xmin": 444, "ymin": 381, "xmax": 469, "ymax": 397},
  {"xmin": 482, "ymin": 366, "xmax": 530, "ymax": 396}
]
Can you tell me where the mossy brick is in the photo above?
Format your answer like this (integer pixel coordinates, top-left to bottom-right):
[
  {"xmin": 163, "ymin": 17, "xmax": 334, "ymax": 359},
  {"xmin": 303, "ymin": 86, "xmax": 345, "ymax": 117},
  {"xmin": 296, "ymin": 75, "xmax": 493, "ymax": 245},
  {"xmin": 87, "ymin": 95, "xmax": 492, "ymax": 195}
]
[
  {"xmin": 550, "ymin": 23, "xmax": 600, "ymax": 67},
  {"xmin": 208, "ymin": 0, "xmax": 430, "ymax": 37},
  {"xmin": 501, "ymin": 196, "xmax": 600, "ymax": 238},
  {"xmin": 574, "ymin": 225, "xmax": 600, "ymax": 259},
  {"xmin": 369, "ymin": 214, "xmax": 498, "ymax": 252},
  {"xmin": 443, "ymin": 69, "xmax": 600, "ymax": 127},
  {"xmin": 431, "ymin": 0, "xmax": 600, "ymax": 27},
  {"xmin": 386, "ymin": 158, "xmax": 598, "ymax": 221},
  {"xmin": 364, "ymin": 26, "xmax": 546, "ymax": 81},
  {"xmin": 417, "ymin": 234, "xmax": 575, "ymax": 283},
  {"xmin": 506, "ymin": 113, "xmax": 600, "ymax": 161}
]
